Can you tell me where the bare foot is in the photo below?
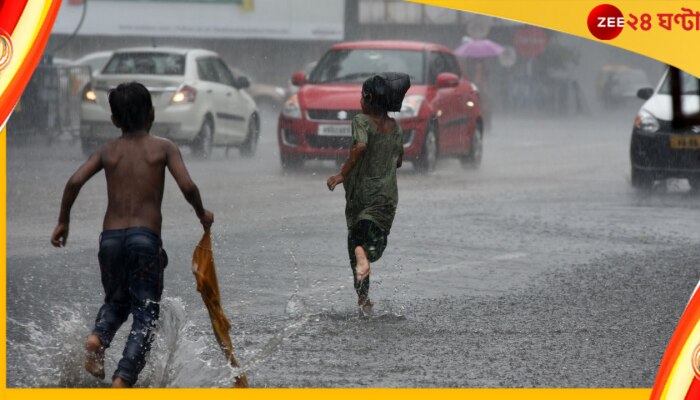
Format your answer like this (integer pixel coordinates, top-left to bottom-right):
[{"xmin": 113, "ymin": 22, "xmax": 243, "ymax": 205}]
[
  {"xmin": 84, "ymin": 335, "xmax": 105, "ymax": 380},
  {"xmin": 354, "ymin": 246, "xmax": 371, "ymax": 282},
  {"xmin": 358, "ymin": 295, "xmax": 374, "ymax": 317},
  {"xmin": 112, "ymin": 376, "xmax": 132, "ymax": 388}
]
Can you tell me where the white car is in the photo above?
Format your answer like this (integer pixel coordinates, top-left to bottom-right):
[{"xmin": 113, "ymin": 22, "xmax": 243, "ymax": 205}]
[
  {"xmin": 630, "ymin": 68, "xmax": 700, "ymax": 189},
  {"xmin": 74, "ymin": 50, "xmax": 113, "ymax": 76},
  {"xmin": 81, "ymin": 47, "xmax": 259, "ymax": 158}
]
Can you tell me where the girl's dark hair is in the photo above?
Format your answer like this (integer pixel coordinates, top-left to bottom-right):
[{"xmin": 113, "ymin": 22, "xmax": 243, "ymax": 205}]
[
  {"xmin": 362, "ymin": 73, "xmax": 411, "ymax": 114},
  {"xmin": 108, "ymin": 82, "xmax": 153, "ymax": 132},
  {"xmin": 362, "ymin": 78, "xmax": 387, "ymax": 114}
]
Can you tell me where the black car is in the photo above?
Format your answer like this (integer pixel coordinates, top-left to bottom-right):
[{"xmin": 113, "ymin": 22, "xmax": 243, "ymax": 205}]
[{"xmin": 630, "ymin": 68, "xmax": 700, "ymax": 189}]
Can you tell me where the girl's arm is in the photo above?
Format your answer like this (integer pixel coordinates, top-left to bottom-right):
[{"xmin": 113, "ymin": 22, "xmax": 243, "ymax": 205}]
[{"xmin": 327, "ymin": 142, "xmax": 367, "ymax": 191}]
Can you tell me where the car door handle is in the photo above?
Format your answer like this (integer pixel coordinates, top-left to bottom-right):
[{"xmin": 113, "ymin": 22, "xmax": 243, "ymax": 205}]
[
  {"xmin": 206, "ymin": 89, "xmax": 213, "ymax": 94},
  {"xmin": 227, "ymin": 92, "xmax": 232, "ymax": 97}
]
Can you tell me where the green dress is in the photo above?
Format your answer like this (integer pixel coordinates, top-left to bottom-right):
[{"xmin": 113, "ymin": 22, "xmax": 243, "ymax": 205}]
[{"xmin": 343, "ymin": 113, "xmax": 404, "ymax": 235}]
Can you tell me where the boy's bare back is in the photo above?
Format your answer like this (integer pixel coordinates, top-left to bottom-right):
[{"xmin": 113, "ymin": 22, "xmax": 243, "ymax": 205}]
[
  {"xmin": 51, "ymin": 82, "xmax": 211, "ymax": 249},
  {"xmin": 100, "ymin": 134, "xmax": 175, "ymax": 235},
  {"xmin": 51, "ymin": 131, "xmax": 204, "ymax": 247}
]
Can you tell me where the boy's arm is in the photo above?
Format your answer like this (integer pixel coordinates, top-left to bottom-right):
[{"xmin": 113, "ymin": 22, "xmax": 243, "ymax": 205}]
[
  {"xmin": 51, "ymin": 152, "xmax": 104, "ymax": 247},
  {"xmin": 327, "ymin": 143, "xmax": 366, "ymax": 191},
  {"xmin": 164, "ymin": 141, "xmax": 214, "ymax": 230}
]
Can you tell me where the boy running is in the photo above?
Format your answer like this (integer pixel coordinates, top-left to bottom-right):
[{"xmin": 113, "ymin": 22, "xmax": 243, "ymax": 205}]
[
  {"xmin": 327, "ymin": 73, "xmax": 409, "ymax": 315},
  {"xmin": 51, "ymin": 82, "xmax": 213, "ymax": 388}
]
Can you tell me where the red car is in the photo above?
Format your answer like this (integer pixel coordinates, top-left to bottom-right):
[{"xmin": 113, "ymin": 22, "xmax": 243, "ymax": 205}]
[{"xmin": 278, "ymin": 40, "xmax": 483, "ymax": 172}]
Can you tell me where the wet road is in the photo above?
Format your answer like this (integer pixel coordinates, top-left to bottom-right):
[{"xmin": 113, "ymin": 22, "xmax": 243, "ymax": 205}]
[{"xmin": 7, "ymin": 108, "xmax": 700, "ymax": 387}]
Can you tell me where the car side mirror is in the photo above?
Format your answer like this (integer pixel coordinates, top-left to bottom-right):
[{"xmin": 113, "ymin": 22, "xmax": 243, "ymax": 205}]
[
  {"xmin": 291, "ymin": 71, "xmax": 306, "ymax": 86},
  {"xmin": 236, "ymin": 76, "xmax": 250, "ymax": 89},
  {"xmin": 637, "ymin": 87, "xmax": 654, "ymax": 100},
  {"xmin": 436, "ymin": 72, "xmax": 459, "ymax": 89}
]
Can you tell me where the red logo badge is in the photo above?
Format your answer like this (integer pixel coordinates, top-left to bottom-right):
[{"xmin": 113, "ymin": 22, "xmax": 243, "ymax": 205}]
[{"xmin": 588, "ymin": 4, "xmax": 625, "ymax": 40}]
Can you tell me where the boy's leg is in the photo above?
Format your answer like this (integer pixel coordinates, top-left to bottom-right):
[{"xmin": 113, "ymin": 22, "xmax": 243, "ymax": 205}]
[
  {"xmin": 87, "ymin": 234, "xmax": 130, "ymax": 379},
  {"xmin": 112, "ymin": 377, "xmax": 131, "ymax": 388},
  {"xmin": 85, "ymin": 334, "xmax": 105, "ymax": 380},
  {"xmin": 113, "ymin": 230, "xmax": 167, "ymax": 387}
]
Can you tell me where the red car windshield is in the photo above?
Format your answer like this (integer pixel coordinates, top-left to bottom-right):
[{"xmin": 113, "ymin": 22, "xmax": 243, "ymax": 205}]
[{"xmin": 307, "ymin": 49, "xmax": 424, "ymax": 84}]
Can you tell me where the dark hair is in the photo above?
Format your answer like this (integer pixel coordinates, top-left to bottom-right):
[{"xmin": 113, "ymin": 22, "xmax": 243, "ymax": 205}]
[
  {"xmin": 362, "ymin": 73, "xmax": 411, "ymax": 113},
  {"xmin": 362, "ymin": 78, "xmax": 386, "ymax": 114},
  {"xmin": 108, "ymin": 82, "xmax": 153, "ymax": 132}
]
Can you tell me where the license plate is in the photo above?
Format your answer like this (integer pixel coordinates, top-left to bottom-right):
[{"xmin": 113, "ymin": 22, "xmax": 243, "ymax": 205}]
[
  {"xmin": 670, "ymin": 135, "xmax": 700, "ymax": 149},
  {"xmin": 318, "ymin": 124, "xmax": 351, "ymax": 137}
]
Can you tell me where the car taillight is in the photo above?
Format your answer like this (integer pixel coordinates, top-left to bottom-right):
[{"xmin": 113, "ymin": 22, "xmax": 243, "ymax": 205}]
[
  {"xmin": 171, "ymin": 84, "xmax": 197, "ymax": 104},
  {"xmin": 82, "ymin": 83, "xmax": 97, "ymax": 103}
]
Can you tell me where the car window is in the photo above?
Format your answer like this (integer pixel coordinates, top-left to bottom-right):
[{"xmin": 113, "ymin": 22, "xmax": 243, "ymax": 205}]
[
  {"xmin": 231, "ymin": 67, "xmax": 254, "ymax": 82},
  {"xmin": 443, "ymin": 53, "xmax": 461, "ymax": 77},
  {"xmin": 427, "ymin": 51, "xmax": 460, "ymax": 83},
  {"xmin": 197, "ymin": 57, "xmax": 218, "ymax": 82},
  {"xmin": 81, "ymin": 56, "xmax": 111, "ymax": 74},
  {"xmin": 103, "ymin": 52, "xmax": 185, "ymax": 75},
  {"xmin": 308, "ymin": 49, "xmax": 424, "ymax": 84},
  {"xmin": 659, "ymin": 69, "xmax": 700, "ymax": 95},
  {"xmin": 212, "ymin": 58, "xmax": 236, "ymax": 87}
]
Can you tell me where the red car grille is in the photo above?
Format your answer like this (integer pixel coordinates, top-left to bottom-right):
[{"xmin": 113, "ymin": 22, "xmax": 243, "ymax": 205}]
[{"xmin": 307, "ymin": 109, "xmax": 360, "ymax": 121}]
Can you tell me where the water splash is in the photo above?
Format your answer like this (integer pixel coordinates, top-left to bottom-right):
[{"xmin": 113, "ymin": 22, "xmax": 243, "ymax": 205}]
[
  {"xmin": 8, "ymin": 307, "xmax": 100, "ymax": 388},
  {"xmin": 285, "ymin": 294, "xmax": 307, "ymax": 318},
  {"xmin": 139, "ymin": 297, "xmax": 238, "ymax": 388},
  {"xmin": 8, "ymin": 297, "xmax": 239, "ymax": 388}
]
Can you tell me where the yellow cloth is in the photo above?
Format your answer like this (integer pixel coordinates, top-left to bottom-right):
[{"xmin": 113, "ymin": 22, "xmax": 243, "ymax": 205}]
[{"xmin": 192, "ymin": 230, "xmax": 249, "ymax": 388}]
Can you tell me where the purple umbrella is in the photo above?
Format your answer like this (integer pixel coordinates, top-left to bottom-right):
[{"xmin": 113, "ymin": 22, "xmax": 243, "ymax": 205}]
[{"xmin": 453, "ymin": 39, "xmax": 504, "ymax": 58}]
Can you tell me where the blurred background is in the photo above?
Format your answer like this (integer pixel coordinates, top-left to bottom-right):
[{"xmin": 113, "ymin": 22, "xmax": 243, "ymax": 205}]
[{"xmin": 7, "ymin": 0, "xmax": 665, "ymax": 140}]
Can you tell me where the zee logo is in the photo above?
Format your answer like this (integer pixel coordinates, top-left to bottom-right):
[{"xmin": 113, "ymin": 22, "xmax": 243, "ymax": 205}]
[
  {"xmin": 598, "ymin": 16, "xmax": 625, "ymax": 28},
  {"xmin": 588, "ymin": 4, "xmax": 625, "ymax": 40}
]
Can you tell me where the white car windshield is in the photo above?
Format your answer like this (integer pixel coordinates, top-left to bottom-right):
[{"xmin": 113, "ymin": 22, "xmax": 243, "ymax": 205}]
[
  {"xmin": 103, "ymin": 52, "xmax": 185, "ymax": 75},
  {"xmin": 659, "ymin": 69, "xmax": 700, "ymax": 95}
]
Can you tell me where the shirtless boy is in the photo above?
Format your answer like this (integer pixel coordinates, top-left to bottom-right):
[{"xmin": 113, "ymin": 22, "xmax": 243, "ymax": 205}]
[{"xmin": 51, "ymin": 82, "xmax": 213, "ymax": 387}]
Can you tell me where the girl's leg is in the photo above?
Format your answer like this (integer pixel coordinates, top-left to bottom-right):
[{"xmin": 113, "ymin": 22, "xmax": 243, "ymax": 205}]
[
  {"xmin": 354, "ymin": 246, "xmax": 371, "ymax": 282},
  {"xmin": 348, "ymin": 231, "xmax": 370, "ymax": 301},
  {"xmin": 354, "ymin": 247, "xmax": 373, "ymax": 315}
]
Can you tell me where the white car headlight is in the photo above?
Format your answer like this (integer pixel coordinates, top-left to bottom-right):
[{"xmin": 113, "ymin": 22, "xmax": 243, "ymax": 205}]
[
  {"xmin": 282, "ymin": 94, "xmax": 302, "ymax": 119},
  {"xmin": 634, "ymin": 109, "xmax": 660, "ymax": 134},
  {"xmin": 82, "ymin": 83, "xmax": 97, "ymax": 103},
  {"xmin": 391, "ymin": 95, "xmax": 424, "ymax": 119}
]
